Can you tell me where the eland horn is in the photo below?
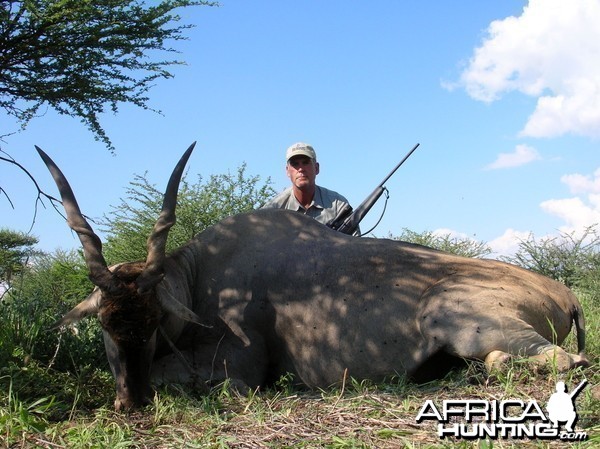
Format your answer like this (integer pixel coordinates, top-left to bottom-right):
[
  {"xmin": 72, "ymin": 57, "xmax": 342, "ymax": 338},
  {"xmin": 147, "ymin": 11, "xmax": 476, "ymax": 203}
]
[
  {"xmin": 136, "ymin": 142, "xmax": 196, "ymax": 293},
  {"xmin": 36, "ymin": 146, "xmax": 116, "ymax": 292}
]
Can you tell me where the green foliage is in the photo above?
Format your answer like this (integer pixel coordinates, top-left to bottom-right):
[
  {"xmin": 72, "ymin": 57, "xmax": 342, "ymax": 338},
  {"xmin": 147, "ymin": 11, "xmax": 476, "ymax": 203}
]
[
  {"xmin": 101, "ymin": 164, "xmax": 275, "ymax": 263},
  {"xmin": 577, "ymin": 265, "xmax": 600, "ymax": 301},
  {"xmin": 0, "ymin": 228, "xmax": 39, "ymax": 287},
  {"xmin": 501, "ymin": 225, "xmax": 600, "ymax": 288},
  {"xmin": 0, "ymin": 247, "xmax": 115, "ymax": 443},
  {"xmin": 574, "ymin": 289, "xmax": 600, "ymax": 367},
  {"xmin": 0, "ymin": 0, "xmax": 215, "ymax": 151},
  {"xmin": 0, "ymin": 361, "xmax": 115, "ymax": 437},
  {"xmin": 0, "ymin": 249, "xmax": 103, "ymax": 372},
  {"xmin": 390, "ymin": 228, "xmax": 492, "ymax": 258},
  {"xmin": 0, "ymin": 378, "xmax": 54, "ymax": 446}
]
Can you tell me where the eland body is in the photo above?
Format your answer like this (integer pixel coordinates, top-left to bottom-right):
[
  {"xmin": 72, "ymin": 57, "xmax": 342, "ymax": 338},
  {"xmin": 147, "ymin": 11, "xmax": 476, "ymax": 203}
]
[{"xmin": 39, "ymin": 145, "xmax": 589, "ymax": 410}]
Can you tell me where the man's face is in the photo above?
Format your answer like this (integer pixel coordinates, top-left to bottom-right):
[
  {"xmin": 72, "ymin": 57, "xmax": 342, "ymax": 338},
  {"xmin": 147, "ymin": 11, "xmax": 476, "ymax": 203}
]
[{"xmin": 286, "ymin": 156, "xmax": 320, "ymax": 190}]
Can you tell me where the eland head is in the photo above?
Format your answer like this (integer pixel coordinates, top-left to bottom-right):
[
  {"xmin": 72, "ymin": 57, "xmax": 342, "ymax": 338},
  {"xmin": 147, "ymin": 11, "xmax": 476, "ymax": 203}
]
[{"xmin": 38, "ymin": 143, "xmax": 203, "ymax": 410}]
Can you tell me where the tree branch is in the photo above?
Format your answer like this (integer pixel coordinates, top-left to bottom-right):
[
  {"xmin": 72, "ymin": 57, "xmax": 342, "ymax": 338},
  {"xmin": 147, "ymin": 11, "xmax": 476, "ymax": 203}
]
[{"xmin": 1, "ymin": 149, "xmax": 66, "ymax": 232}]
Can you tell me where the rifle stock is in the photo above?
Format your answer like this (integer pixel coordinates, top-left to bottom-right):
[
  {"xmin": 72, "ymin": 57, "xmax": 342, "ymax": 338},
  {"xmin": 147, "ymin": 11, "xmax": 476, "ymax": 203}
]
[{"xmin": 326, "ymin": 143, "xmax": 420, "ymax": 236}]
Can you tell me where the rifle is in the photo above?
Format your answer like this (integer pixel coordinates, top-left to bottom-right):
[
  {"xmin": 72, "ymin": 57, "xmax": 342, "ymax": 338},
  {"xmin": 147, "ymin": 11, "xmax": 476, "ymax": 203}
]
[
  {"xmin": 326, "ymin": 143, "xmax": 420, "ymax": 235},
  {"xmin": 569, "ymin": 379, "xmax": 588, "ymax": 400}
]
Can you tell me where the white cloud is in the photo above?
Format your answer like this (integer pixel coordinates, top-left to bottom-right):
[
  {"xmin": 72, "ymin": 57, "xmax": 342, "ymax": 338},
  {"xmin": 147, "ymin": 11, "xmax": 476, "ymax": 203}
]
[
  {"xmin": 540, "ymin": 196, "xmax": 600, "ymax": 231},
  {"xmin": 457, "ymin": 0, "xmax": 600, "ymax": 138},
  {"xmin": 484, "ymin": 144, "xmax": 541, "ymax": 170},
  {"xmin": 560, "ymin": 167, "xmax": 600, "ymax": 194},
  {"xmin": 541, "ymin": 197, "xmax": 593, "ymax": 227},
  {"xmin": 540, "ymin": 167, "xmax": 600, "ymax": 232},
  {"xmin": 486, "ymin": 168, "xmax": 600, "ymax": 258},
  {"xmin": 488, "ymin": 228, "xmax": 531, "ymax": 257}
]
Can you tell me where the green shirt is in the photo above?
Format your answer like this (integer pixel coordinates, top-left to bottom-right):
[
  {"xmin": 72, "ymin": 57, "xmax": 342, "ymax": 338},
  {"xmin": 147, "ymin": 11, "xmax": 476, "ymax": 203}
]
[{"xmin": 262, "ymin": 185, "xmax": 353, "ymax": 228}]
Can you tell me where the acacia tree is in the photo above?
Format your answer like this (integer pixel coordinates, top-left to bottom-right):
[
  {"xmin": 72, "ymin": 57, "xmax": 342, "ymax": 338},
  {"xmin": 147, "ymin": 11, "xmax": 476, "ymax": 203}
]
[
  {"xmin": 501, "ymin": 225, "xmax": 600, "ymax": 288},
  {"xmin": 1, "ymin": 0, "xmax": 214, "ymax": 151},
  {"xmin": 390, "ymin": 228, "xmax": 492, "ymax": 259},
  {"xmin": 101, "ymin": 164, "xmax": 275, "ymax": 263},
  {"xmin": 0, "ymin": 228, "xmax": 39, "ymax": 293}
]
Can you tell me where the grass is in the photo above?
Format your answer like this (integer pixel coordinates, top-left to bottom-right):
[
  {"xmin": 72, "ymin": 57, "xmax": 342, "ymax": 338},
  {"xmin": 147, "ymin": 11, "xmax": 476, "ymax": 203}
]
[
  {"xmin": 3, "ymin": 367, "xmax": 598, "ymax": 448},
  {"xmin": 1, "ymin": 290, "xmax": 599, "ymax": 448}
]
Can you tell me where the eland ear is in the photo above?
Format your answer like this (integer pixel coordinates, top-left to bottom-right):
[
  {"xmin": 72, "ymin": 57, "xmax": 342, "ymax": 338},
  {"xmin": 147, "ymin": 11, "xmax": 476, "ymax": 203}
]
[
  {"xmin": 50, "ymin": 289, "xmax": 102, "ymax": 329},
  {"xmin": 158, "ymin": 297, "xmax": 210, "ymax": 328},
  {"xmin": 157, "ymin": 286, "xmax": 211, "ymax": 328}
]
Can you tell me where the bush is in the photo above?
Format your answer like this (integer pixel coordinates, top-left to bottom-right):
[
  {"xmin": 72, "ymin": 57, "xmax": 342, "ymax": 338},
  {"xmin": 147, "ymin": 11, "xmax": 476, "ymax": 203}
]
[
  {"xmin": 390, "ymin": 228, "xmax": 492, "ymax": 258},
  {"xmin": 501, "ymin": 225, "xmax": 600, "ymax": 289},
  {"xmin": 0, "ymin": 250, "xmax": 104, "ymax": 373},
  {"xmin": 101, "ymin": 164, "xmax": 275, "ymax": 263}
]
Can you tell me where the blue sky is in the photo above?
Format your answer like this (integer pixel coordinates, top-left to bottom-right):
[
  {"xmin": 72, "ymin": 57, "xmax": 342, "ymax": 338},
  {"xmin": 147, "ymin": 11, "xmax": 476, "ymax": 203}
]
[{"xmin": 2, "ymin": 0, "xmax": 600, "ymax": 256}]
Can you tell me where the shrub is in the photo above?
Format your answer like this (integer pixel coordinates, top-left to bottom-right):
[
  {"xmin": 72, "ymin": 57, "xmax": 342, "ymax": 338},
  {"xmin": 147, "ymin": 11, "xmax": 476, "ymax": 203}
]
[
  {"xmin": 390, "ymin": 228, "xmax": 492, "ymax": 258},
  {"xmin": 1, "ymin": 250, "xmax": 104, "ymax": 373},
  {"xmin": 501, "ymin": 225, "xmax": 600, "ymax": 289}
]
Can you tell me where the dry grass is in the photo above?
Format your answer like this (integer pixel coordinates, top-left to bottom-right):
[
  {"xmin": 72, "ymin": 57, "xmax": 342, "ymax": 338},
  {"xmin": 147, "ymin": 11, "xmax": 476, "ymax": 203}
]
[
  {"xmin": 201, "ymin": 372, "xmax": 598, "ymax": 449},
  {"xmin": 12, "ymin": 361, "xmax": 597, "ymax": 449}
]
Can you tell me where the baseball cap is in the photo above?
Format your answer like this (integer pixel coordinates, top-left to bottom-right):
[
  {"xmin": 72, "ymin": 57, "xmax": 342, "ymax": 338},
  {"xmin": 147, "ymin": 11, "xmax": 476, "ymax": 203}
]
[{"xmin": 285, "ymin": 142, "xmax": 317, "ymax": 161}]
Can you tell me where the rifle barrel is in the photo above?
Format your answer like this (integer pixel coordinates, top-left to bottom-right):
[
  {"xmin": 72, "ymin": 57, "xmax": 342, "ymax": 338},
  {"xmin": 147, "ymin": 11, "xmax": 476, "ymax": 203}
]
[
  {"xmin": 379, "ymin": 143, "xmax": 420, "ymax": 187},
  {"xmin": 569, "ymin": 379, "xmax": 588, "ymax": 399},
  {"xmin": 328, "ymin": 142, "xmax": 421, "ymax": 235}
]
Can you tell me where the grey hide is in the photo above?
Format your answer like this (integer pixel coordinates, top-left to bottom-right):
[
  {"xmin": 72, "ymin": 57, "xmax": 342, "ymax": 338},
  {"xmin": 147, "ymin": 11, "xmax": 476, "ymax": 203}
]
[{"xmin": 149, "ymin": 209, "xmax": 588, "ymax": 389}]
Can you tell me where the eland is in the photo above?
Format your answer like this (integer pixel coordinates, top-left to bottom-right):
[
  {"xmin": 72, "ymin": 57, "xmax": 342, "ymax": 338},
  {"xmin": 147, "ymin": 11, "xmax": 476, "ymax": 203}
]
[{"xmin": 38, "ymin": 144, "xmax": 589, "ymax": 410}]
